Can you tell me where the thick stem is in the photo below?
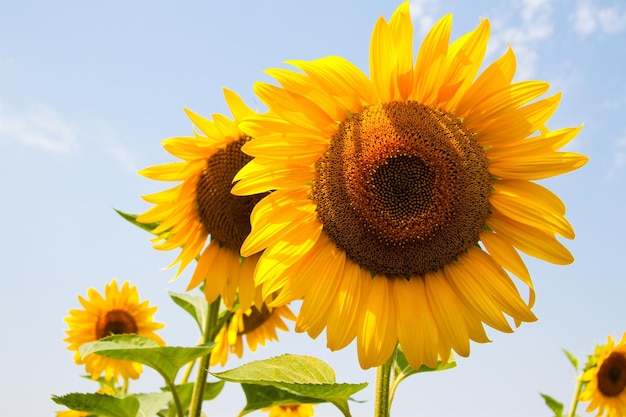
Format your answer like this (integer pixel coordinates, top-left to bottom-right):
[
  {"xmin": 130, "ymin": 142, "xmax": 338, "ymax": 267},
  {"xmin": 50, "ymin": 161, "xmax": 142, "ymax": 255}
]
[
  {"xmin": 567, "ymin": 377, "xmax": 584, "ymax": 417},
  {"xmin": 188, "ymin": 297, "xmax": 221, "ymax": 417},
  {"xmin": 375, "ymin": 355, "xmax": 393, "ymax": 417}
]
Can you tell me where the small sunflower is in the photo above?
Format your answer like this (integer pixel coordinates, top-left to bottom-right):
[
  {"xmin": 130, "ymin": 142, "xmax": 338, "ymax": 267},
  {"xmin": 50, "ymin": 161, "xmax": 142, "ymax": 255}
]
[
  {"xmin": 262, "ymin": 404, "xmax": 315, "ymax": 417},
  {"xmin": 64, "ymin": 279, "xmax": 165, "ymax": 381},
  {"xmin": 580, "ymin": 334, "xmax": 626, "ymax": 417},
  {"xmin": 210, "ymin": 304, "xmax": 295, "ymax": 367},
  {"xmin": 56, "ymin": 411, "xmax": 91, "ymax": 417},
  {"xmin": 232, "ymin": 3, "xmax": 588, "ymax": 369},
  {"xmin": 138, "ymin": 89, "xmax": 265, "ymax": 310}
]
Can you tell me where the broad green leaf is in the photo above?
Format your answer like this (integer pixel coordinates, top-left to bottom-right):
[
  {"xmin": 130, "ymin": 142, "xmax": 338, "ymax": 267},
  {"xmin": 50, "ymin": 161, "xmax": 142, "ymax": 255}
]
[
  {"xmin": 52, "ymin": 393, "xmax": 138, "ymax": 417},
  {"xmin": 540, "ymin": 393, "xmax": 564, "ymax": 417},
  {"xmin": 212, "ymin": 355, "xmax": 367, "ymax": 417},
  {"xmin": 135, "ymin": 392, "xmax": 173, "ymax": 417},
  {"xmin": 563, "ymin": 349, "xmax": 579, "ymax": 371},
  {"xmin": 115, "ymin": 209, "xmax": 161, "ymax": 234},
  {"xmin": 168, "ymin": 291, "xmax": 208, "ymax": 332},
  {"xmin": 79, "ymin": 335, "xmax": 214, "ymax": 382}
]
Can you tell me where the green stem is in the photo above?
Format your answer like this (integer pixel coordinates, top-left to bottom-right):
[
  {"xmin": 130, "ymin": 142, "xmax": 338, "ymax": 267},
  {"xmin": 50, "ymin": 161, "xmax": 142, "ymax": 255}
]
[
  {"xmin": 180, "ymin": 359, "xmax": 196, "ymax": 385},
  {"xmin": 188, "ymin": 297, "xmax": 221, "ymax": 417},
  {"xmin": 162, "ymin": 371, "xmax": 185, "ymax": 417},
  {"xmin": 567, "ymin": 377, "xmax": 584, "ymax": 417},
  {"xmin": 375, "ymin": 355, "xmax": 393, "ymax": 417}
]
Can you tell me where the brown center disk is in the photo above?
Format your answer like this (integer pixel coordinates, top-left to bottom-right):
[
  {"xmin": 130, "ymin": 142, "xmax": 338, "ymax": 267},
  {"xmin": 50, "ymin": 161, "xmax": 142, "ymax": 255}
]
[
  {"xmin": 238, "ymin": 304, "xmax": 273, "ymax": 335},
  {"xmin": 196, "ymin": 137, "xmax": 267, "ymax": 252},
  {"xmin": 598, "ymin": 352, "xmax": 626, "ymax": 397},
  {"xmin": 96, "ymin": 309, "xmax": 138, "ymax": 339},
  {"xmin": 312, "ymin": 101, "xmax": 491, "ymax": 278}
]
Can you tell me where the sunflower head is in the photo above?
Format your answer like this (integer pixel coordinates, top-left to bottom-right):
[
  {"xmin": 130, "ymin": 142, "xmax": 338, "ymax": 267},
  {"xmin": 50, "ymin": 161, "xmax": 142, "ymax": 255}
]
[
  {"xmin": 210, "ymin": 304, "xmax": 295, "ymax": 367},
  {"xmin": 580, "ymin": 334, "xmax": 626, "ymax": 417},
  {"xmin": 261, "ymin": 404, "xmax": 315, "ymax": 417},
  {"xmin": 63, "ymin": 279, "xmax": 165, "ymax": 382},
  {"xmin": 137, "ymin": 88, "xmax": 266, "ymax": 310},
  {"xmin": 233, "ymin": 2, "xmax": 588, "ymax": 369}
]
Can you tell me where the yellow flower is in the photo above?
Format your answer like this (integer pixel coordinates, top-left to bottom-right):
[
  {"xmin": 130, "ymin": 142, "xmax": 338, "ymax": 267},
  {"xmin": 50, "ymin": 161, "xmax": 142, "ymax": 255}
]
[
  {"xmin": 56, "ymin": 411, "xmax": 90, "ymax": 417},
  {"xmin": 64, "ymin": 279, "xmax": 165, "ymax": 381},
  {"xmin": 210, "ymin": 304, "xmax": 295, "ymax": 367},
  {"xmin": 580, "ymin": 334, "xmax": 626, "ymax": 417},
  {"xmin": 138, "ymin": 89, "xmax": 265, "ymax": 310},
  {"xmin": 232, "ymin": 3, "xmax": 588, "ymax": 369},
  {"xmin": 262, "ymin": 404, "xmax": 315, "ymax": 417}
]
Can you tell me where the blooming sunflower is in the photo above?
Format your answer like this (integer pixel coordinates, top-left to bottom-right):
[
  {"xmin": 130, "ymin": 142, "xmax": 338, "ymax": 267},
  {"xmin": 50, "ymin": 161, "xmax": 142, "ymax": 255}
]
[
  {"xmin": 137, "ymin": 89, "xmax": 266, "ymax": 310},
  {"xmin": 210, "ymin": 304, "xmax": 295, "ymax": 367},
  {"xmin": 580, "ymin": 334, "xmax": 626, "ymax": 417},
  {"xmin": 64, "ymin": 279, "xmax": 165, "ymax": 381},
  {"xmin": 232, "ymin": 3, "xmax": 588, "ymax": 369},
  {"xmin": 262, "ymin": 404, "xmax": 315, "ymax": 417}
]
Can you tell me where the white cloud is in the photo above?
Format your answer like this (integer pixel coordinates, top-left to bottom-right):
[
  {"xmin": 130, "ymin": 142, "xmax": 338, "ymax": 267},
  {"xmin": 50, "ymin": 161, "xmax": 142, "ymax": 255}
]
[
  {"xmin": 0, "ymin": 104, "xmax": 77, "ymax": 153},
  {"xmin": 604, "ymin": 136, "xmax": 626, "ymax": 180},
  {"xmin": 409, "ymin": 0, "xmax": 441, "ymax": 37},
  {"xmin": 573, "ymin": 1, "xmax": 626, "ymax": 36},
  {"xmin": 490, "ymin": 0, "xmax": 554, "ymax": 79}
]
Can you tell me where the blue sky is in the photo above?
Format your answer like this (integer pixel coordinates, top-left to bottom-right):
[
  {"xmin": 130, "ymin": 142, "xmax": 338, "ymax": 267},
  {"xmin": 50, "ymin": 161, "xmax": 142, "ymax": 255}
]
[{"xmin": 1, "ymin": 0, "xmax": 625, "ymax": 416}]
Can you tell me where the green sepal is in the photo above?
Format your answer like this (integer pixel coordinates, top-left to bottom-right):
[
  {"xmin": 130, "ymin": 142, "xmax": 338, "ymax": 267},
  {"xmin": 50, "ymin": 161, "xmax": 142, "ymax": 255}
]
[
  {"xmin": 540, "ymin": 393, "xmax": 564, "ymax": 417},
  {"xmin": 114, "ymin": 209, "xmax": 161, "ymax": 234},
  {"xmin": 392, "ymin": 344, "xmax": 456, "ymax": 383},
  {"xmin": 212, "ymin": 354, "xmax": 367, "ymax": 417},
  {"xmin": 168, "ymin": 291, "xmax": 208, "ymax": 333},
  {"xmin": 79, "ymin": 334, "xmax": 214, "ymax": 382},
  {"xmin": 563, "ymin": 349, "xmax": 579, "ymax": 371}
]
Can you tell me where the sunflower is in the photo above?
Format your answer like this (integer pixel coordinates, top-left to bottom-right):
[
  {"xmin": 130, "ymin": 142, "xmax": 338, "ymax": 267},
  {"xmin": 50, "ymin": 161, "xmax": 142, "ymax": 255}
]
[
  {"xmin": 231, "ymin": 3, "xmax": 588, "ymax": 369},
  {"xmin": 137, "ymin": 89, "xmax": 266, "ymax": 310},
  {"xmin": 210, "ymin": 304, "xmax": 295, "ymax": 367},
  {"xmin": 262, "ymin": 404, "xmax": 315, "ymax": 417},
  {"xmin": 579, "ymin": 334, "xmax": 626, "ymax": 417},
  {"xmin": 64, "ymin": 279, "xmax": 165, "ymax": 381},
  {"xmin": 56, "ymin": 411, "xmax": 90, "ymax": 417}
]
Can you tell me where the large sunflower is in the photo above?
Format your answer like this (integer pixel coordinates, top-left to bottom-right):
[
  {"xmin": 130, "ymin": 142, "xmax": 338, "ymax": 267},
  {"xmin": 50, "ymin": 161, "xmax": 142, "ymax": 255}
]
[
  {"xmin": 138, "ymin": 89, "xmax": 266, "ymax": 310},
  {"xmin": 64, "ymin": 279, "xmax": 165, "ymax": 381},
  {"xmin": 232, "ymin": 3, "xmax": 588, "ymax": 369},
  {"xmin": 210, "ymin": 303, "xmax": 295, "ymax": 367},
  {"xmin": 580, "ymin": 334, "xmax": 626, "ymax": 417}
]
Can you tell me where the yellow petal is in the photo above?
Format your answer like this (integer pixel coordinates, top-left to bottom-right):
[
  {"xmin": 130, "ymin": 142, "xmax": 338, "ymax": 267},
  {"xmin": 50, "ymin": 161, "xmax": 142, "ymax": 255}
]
[{"xmin": 487, "ymin": 212, "xmax": 574, "ymax": 265}]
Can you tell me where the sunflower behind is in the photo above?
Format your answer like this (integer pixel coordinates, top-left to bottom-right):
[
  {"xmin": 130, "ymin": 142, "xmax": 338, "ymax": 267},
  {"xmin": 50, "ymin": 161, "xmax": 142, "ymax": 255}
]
[
  {"xmin": 210, "ymin": 304, "xmax": 295, "ymax": 367},
  {"xmin": 137, "ymin": 89, "xmax": 266, "ymax": 311},
  {"xmin": 63, "ymin": 279, "xmax": 165, "ymax": 382},
  {"xmin": 579, "ymin": 334, "xmax": 626, "ymax": 417}
]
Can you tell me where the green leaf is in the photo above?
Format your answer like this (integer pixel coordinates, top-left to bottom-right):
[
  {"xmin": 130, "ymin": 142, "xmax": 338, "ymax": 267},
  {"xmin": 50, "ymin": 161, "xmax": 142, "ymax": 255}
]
[
  {"xmin": 563, "ymin": 349, "xmax": 579, "ymax": 371},
  {"xmin": 52, "ymin": 393, "xmax": 139, "ymax": 417},
  {"xmin": 168, "ymin": 291, "xmax": 208, "ymax": 332},
  {"xmin": 540, "ymin": 393, "xmax": 564, "ymax": 417},
  {"xmin": 135, "ymin": 392, "xmax": 173, "ymax": 417},
  {"xmin": 115, "ymin": 209, "xmax": 161, "ymax": 234},
  {"xmin": 79, "ymin": 334, "xmax": 214, "ymax": 382},
  {"xmin": 212, "ymin": 354, "xmax": 367, "ymax": 417},
  {"xmin": 169, "ymin": 381, "xmax": 225, "ymax": 410}
]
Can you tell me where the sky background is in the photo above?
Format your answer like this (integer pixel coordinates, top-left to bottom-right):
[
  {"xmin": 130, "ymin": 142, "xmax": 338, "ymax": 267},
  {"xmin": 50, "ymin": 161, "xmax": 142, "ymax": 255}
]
[{"xmin": 1, "ymin": 0, "xmax": 625, "ymax": 416}]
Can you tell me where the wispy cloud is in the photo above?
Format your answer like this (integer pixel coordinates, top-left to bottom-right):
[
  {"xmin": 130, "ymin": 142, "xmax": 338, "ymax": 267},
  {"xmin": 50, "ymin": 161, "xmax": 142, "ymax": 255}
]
[
  {"xmin": 409, "ymin": 0, "xmax": 441, "ymax": 37},
  {"xmin": 490, "ymin": 0, "xmax": 554, "ymax": 80},
  {"xmin": 604, "ymin": 135, "xmax": 626, "ymax": 180},
  {"xmin": 0, "ymin": 104, "xmax": 78, "ymax": 153},
  {"xmin": 572, "ymin": 0, "xmax": 626, "ymax": 36}
]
